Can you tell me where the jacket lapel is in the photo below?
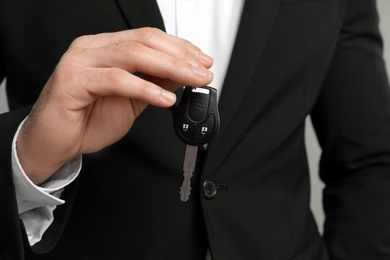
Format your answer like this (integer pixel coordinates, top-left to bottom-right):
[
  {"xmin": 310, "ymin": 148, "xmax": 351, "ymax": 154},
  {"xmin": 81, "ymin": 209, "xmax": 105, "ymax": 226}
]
[
  {"xmin": 115, "ymin": 0, "xmax": 165, "ymax": 30},
  {"xmin": 204, "ymin": 0, "xmax": 282, "ymax": 174}
]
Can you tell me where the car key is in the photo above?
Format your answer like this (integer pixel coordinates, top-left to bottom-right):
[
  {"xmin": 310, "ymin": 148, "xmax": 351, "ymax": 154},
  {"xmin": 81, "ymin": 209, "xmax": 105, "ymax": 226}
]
[{"xmin": 173, "ymin": 86, "xmax": 220, "ymax": 202}]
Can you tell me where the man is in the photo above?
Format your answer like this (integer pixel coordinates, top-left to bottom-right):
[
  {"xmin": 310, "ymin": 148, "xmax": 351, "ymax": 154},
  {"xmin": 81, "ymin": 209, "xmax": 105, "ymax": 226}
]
[{"xmin": 1, "ymin": 0, "xmax": 390, "ymax": 259}]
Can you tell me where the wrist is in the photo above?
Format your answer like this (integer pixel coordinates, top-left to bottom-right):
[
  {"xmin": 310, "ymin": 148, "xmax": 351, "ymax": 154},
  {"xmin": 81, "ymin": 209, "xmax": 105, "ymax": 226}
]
[{"xmin": 15, "ymin": 116, "xmax": 74, "ymax": 185}]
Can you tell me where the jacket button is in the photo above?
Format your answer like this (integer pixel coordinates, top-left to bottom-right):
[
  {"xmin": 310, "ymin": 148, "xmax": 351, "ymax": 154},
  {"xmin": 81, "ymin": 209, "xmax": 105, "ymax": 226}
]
[{"xmin": 203, "ymin": 180, "xmax": 217, "ymax": 199}]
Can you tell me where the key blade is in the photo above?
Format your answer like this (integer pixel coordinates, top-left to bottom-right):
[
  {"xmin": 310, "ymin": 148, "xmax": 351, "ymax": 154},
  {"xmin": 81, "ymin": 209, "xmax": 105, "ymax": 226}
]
[
  {"xmin": 180, "ymin": 145, "xmax": 198, "ymax": 202},
  {"xmin": 182, "ymin": 145, "xmax": 198, "ymax": 171},
  {"xmin": 180, "ymin": 173, "xmax": 193, "ymax": 202}
]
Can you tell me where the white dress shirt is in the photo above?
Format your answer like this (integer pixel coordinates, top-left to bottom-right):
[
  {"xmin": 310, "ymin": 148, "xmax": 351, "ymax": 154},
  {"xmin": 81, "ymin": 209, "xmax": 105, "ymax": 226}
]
[
  {"xmin": 12, "ymin": 0, "xmax": 245, "ymax": 253},
  {"xmin": 156, "ymin": 0, "xmax": 244, "ymax": 100}
]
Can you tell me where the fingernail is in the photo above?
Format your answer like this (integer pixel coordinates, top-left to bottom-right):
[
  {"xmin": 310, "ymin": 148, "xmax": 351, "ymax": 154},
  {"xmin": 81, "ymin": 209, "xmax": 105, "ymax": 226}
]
[
  {"xmin": 198, "ymin": 52, "xmax": 213, "ymax": 65},
  {"xmin": 192, "ymin": 66, "xmax": 214, "ymax": 80}
]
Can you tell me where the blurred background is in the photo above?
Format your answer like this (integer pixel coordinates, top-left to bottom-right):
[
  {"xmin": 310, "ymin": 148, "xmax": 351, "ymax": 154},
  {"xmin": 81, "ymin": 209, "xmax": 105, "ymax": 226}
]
[
  {"xmin": 0, "ymin": 0, "xmax": 389, "ymax": 233},
  {"xmin": 302, "ymin": 0, "xmax": 390, "ymax": 233}
]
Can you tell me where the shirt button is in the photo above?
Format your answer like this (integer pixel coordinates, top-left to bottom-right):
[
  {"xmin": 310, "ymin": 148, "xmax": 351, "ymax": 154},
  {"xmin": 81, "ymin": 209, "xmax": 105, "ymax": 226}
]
[{"xmin": 203, "ymin": 180, "xmax": 217, "ymax": 199}]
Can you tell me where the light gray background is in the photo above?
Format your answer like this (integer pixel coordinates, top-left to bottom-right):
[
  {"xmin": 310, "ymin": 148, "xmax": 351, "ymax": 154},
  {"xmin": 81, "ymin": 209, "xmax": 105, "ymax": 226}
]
[{"xmin": 0, "ymin": 1, "xmax": 389, "ymax": 232}]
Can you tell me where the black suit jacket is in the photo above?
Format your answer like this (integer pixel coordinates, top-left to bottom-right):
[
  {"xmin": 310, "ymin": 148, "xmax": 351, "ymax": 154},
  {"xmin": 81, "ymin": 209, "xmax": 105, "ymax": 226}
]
[{"xmin": 1, "ymin": 0, "xmax": 390, "ymax": 259}]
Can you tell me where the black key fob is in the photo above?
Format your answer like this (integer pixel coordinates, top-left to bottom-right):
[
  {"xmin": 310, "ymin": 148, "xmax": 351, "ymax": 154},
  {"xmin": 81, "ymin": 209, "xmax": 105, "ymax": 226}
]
[{"xmin": 174, "ymin": 86, "xmax": 220, "ymax": 145}]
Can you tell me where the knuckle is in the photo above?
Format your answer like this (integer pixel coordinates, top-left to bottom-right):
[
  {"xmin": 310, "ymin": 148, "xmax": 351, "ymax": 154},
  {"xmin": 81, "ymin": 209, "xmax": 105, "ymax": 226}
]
[
  {"xmin": 70, "ymin": 35, "xmax": 93, "ymax": 48},
  {"xmin": 135, "ymin": 27, "xmax": 161, "ymax": 41},
  {"xmin": 167, "ymin": 58, "xmax": 181, "ymax": 76},
  {"xmin": 53, "ymin": 64, "xmax": 75, "ymax": 83},
  {"xmin": 105, "ymin": 68, "xmax": 126, "ymax": 85},
  {"xmin": 137, "ymin": 79, "xmax": 150, "ymax": 96},
  {"xmin": 181, "ymin": 38, "xmax": 200, "ymax": 52},
  {"xmin": 112, "ymin": 42, "xmax": 144, "ymax": 59},
  {"xmin": 171, "ymin": 58, "xmax": 181, "ymax": 70},
  {"xmin": 61, "ymin": 48, "xmax": 84, "ymax": 63},
  {"xmin": 122, "ymin": 41, "xmax": 143, "ymax": 54},
  {"xmin": 183, "ymin": 50, "xmax": 197, "ymax": 64},
  {"xmin": 178, "ymin": 41, "xmax": 201, "ymax": 65}
]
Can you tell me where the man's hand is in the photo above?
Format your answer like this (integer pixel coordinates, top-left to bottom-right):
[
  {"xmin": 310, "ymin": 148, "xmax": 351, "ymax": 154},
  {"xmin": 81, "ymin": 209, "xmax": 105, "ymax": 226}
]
[{"xmin": 16, "ymin": 28, "xmax": 214, "ymax": 185}]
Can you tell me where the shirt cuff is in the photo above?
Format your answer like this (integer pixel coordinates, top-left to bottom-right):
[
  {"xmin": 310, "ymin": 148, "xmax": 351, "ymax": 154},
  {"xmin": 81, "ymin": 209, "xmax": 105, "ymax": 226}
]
[{"xmin": 11, "ymin": 117, "xmax": 82, "ymax": 214}]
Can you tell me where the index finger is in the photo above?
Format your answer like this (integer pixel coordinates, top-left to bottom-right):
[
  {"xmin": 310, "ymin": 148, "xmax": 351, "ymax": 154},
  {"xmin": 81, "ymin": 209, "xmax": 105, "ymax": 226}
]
[{"xmin": 70, "ymin": 28, "xmax": 213, "ymax": 69}]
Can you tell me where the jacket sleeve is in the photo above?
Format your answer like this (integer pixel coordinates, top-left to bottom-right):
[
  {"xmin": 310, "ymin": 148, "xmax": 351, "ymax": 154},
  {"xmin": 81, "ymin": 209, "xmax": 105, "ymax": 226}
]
[
  {"xmin": 310, "ymin": 0, "xmax": 390, "ymax": 259},
  {"xmin": 0, "ymin": 108, "xmax": 80, "ymax": 259},
  {"xmin": 0, "ymin": 107, "xmax": 32, "ymax": 259}
]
